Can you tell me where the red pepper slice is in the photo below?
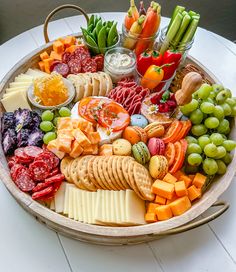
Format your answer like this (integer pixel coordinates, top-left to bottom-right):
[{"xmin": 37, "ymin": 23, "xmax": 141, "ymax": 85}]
[
  {"xmin": 137, "ymin": 51, "xmax": 152, "ymax": 76},
  {"xmin": 162, "ymin": 50, "xmax": 182, "ymax": 80}
]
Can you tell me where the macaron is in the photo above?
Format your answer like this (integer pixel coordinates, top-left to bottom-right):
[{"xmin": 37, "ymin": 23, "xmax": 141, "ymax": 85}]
[
  {"xmin": 132, "ymin": 142, "xmax": 150, "ymax": 165},
  {"xmin": 144, "ymin": 122, "xmax": 165, "ymax": 139},
  {"xmin": 123, "ymin": 126, "xmax": 147, "ymax": 145},
  {"xmin": 130, "ymin": 114, "xmax": 149, "ymax": 128},
  {"xmin": 112, "ymin": 139, "xmax": 132, "ymax": 156},
  {"xmin": 148, "ymin": 138, "xmax": 165, "ymax": 156}
]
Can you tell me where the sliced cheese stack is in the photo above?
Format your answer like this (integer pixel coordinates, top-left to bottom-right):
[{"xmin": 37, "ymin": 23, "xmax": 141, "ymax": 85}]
[
  {"xmin": 1, "ymin": 68, "xmax": 48, "ymax": 112},
  {"xmin": 52, "ymin": 183, "xmax": 146, "ymax": 226}
]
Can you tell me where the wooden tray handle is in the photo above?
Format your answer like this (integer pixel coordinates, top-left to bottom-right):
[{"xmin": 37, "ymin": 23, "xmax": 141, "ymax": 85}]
[
  {"xmin": 43, "ymin": 4, "xmax": 89, "ymax": 43},
  {"xmin": 151, "ymin": 201, "xmax": 229, "ymax": 237}
]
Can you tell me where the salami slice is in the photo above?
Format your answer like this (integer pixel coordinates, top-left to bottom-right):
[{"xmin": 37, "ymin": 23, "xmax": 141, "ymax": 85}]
[
  {"xmin": 47, "ymin": 167, "xmax": 59, "ymax": 178},
  {"xmin": 93, "ymin": 55, "xmax": 104, "ymax": 71},
  {"xmin": 16, "ymin": 171, "xmax": 35, "ymax": 192},
  {"xmin": 24, "ymin": 146, "xmax": 43, "ymax": 159},
  {"xmin": 14, "ymin": 148, "xmax": 32, "ymax": 163},
  {"xmin": 32, "ymin": 174, "xmax": 64, "ymax": 192},
  {"xmin": 8, "ymin": 156, "xmax": 19, "ymax": 169},
  {"xmin": 74, "ymin": 47, "xmax": 90, "ymax": 60},
  {"xmin": 53, "ymin": 63, "xmax": 70, "ymax": 77},
  {"xmin": 29, "ymin": 160, "xmax": 49, "ymax": 181},
  {"xmin": 62, "ymin": 52, "xmax": 71, "ymax": 63},
  {"xmin": 32, "ymin": 186, "xmax": 54, "ymax": 200},
  {"xmin": 10, "ymin": 164, "xmax": 26, "ymax": 181},
  {"xmin": 50, "ymin": 61, "xmax": 62, "ymax": 72},
  {"xmin": 81, "ymin": 58, "xmax": 97, "ymax": 73},
  {"xmin": 68, "ymin": 59, "xmax": 81, "ymax": 74},
  {"xmin": 35, "ymin": 152, "xmax": 57, "ymax": 170}
]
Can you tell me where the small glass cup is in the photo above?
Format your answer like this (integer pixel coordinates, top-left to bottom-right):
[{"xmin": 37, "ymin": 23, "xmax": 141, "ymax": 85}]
[
  {"xmin": 156, "ymin": 26, "xmax": 194, "ymax": 65},
  {"xmin": 121, "ymin": 24, "xmax": 159, "ymax": 55},
  {"xmin": 136, "ymin": 69, "xmax": 176, "ymax": 92},
  {"xmin": 104, "ymin": 47, "xmax": 137, "ymax": 83},
  {"xmin": 83, "ymin": 34, "xmax": 120, "ymax": 55}
]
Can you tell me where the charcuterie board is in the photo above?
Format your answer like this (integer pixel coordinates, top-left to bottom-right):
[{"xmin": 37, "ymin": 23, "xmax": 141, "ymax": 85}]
[{"xmin": 0, "ymin": 3, "xmax": 235, "ymax": 245}]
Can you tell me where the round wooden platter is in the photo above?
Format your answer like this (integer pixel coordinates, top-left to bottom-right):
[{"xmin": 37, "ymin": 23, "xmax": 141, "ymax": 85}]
[{"xmin": 0, "ymin": 40, "xmax": 235, "ymax": 245}]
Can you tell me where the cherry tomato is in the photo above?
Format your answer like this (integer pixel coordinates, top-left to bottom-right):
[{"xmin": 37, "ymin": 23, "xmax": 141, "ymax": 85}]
[{"xmin": 98, "ymin": 102, "xmax": 130, "ymax": 131}]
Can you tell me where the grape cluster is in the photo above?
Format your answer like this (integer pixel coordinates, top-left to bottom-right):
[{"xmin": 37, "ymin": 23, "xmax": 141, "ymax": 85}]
[
  {"xmin": 39, "ymin": 107, "xmax": 71, "ymax": 144},
  {"xmin": 181, "ymin": 83, "xmax": 236, "ymax": 175}
]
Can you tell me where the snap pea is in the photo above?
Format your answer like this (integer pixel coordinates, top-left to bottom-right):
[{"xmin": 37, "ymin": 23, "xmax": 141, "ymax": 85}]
[
  {"xmin": 95, "ymin": 20, "xmax": 103, "ymax": 36},
  {"xmin": 94, "ymin": 15, "xmax": 101, "ymax": 25},
  {"xmin": 106, "ymin": 27, "xmax": 111, "ymax": 35},
  {"xmin": 97, "ymin": 26, "xmax": 107, "ymax": 53},
  {"xmin": 86, "ymin": 34, "xmax": 100, "ymax": 54},
  {"xmin": 92, "ymin": 28, "xmax": 97, "ymax": 40},
  {"xmin": 107, "ymin": 21, "xmax": 113, "ymax": 28},
  {"xmin": 87, "ymin": 24, "xmax": 94, "ymax": 33},
  {"xmin": 107, "ymin": 22, "xmax": 118, "ymax": 47},
  {"xmin": 81, "ymin": 27, "xmax": 90, "ymax": 41},
  {"xmin": 88, "ymin": 14, "xmax": 95, "ymax": 26}
]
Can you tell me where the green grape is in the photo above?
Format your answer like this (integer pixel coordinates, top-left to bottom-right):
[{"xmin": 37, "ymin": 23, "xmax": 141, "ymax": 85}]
[
  {"xmin": 209, "ymin": 91, "xmax": 216, "ymax": 100},
  {"xmin": 200, "ymin": 102, "xmax": 214, "ymax": 114},
  {"xmin": 215, "ymin": 146, "xmax": 227, "ymax": 159},
  {"xmin": 221, "ymin": 103, "xmax": 232, "ymax": 116},
  {"xmin": 206, "ymin": 98, "xmax": 215, "ymax": 104},
  {"xmin": 187, "ymin": 143, "xmax": 202, "ymax": 154},
  {"xmin": 212, "ymin": 84, "xmax": 224, "ymax": 94},
  {"xmin": 187, "ymin": 153, "xmax": 202, "ymax": 166},
  {"xmin": 191, "ymin": 124, "xmax": 208, "ymax": 137},
  {"xmin": 189, "ymin": 109, "xmax": 203, "ymax": 125},
  {"xmin": 186, "ymin": 136, "xmax": 198, "ymax": 144},
  {"xmin": 216, "ymin": 90, "xmax": 229, "ymax": 104},
  {"xmin": 59, "ymin": 107, "xmax": 71, "ymax": 117},
  {"xmin": 221, "ymin": 134, "xmax": 227, "ymax": 140},
  {"xmin": 53, "ymin": 117, "xmax": 59, "ymax": 126},
  {"xmin": 230, "ymin": 106, "xmax": 236, "ymax": 117},
  {"xmin": 224, "ymin": 88, "xmax": 232, "ymax": 98},
  {"xmin": 198, "ymin": 135, "xmax": 211, "ymax": 149},
  {"xmin": 216, "ymin": 160, "xmax": 227, "ymax": 175},
  {"xmin": 204, "ymin": 117, "xmax": 219, "ymax": 129},
  {"xmin": 41, "ymin": 110, "xmax": 54, "ymax": 121},
  {"xmin": 40, "ymin": 121, "xmax": 54, "ymax": 132},
  {"xmin": 222, "ymin": 140, "xmax": 236, "ymax": 152},
  {"xmin": 212, "ymin": 105, "xmax": 224, "ymax": 120},
  {"xmin": 184, "ymin": 163, "xmax": 199, "ymax": 174},
  {"xmin": 222, "ymin": 152, "xmax": 233, "ymax": 165},
  {"xmin": 203, "ymin": 158, "xmax": 218, "ymax": 175},
  {"xmin": 204, "ymin": 143, "xmax": 217, "ymax": 158},
  {"xmin": 180, "ymin": 99, "xmax": 199, "ymax": 114},
  {"xmin": 225, "ymin": 98, "xmax": 236, "ymax": 107},
  {"xmin": 209, "ymin": 133, "xmax": 224, "ymax": 146},
  {"xmin": 43, "ymin": 132, "xmax": 57, "ymax": 145},
  {"xmin": 197, "ymin": 83, "xmax": 212, "ymax": 99},
  {"xmin": 217, "ymin": 119, "xmax": 230, "ymax": 134},
  {"xmin": 225, "ymin": 127, "xmax": 231, "ymax": 135}
]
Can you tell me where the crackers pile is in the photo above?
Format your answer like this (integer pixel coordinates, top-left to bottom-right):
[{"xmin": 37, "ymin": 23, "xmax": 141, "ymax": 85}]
[
  {"xmin": 60, "ymin": 155, "xmax": 155, "ymax": 201},
  {"xmin": 67, "ymin": 72, "xmax": 113, "ymax": 102}
]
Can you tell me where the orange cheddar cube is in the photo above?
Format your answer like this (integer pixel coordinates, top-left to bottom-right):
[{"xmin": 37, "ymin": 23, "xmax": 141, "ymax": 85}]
[
  {"xmin": 72, "ymin": 119, "xmax": 80, "ymax": 129},
  {"xmin": 43, "ymin": 57, "xmax": 54, "ymax": 73},
  {"xmin": 163, "ymin": 173, "xmax": 177, "ymax": 184},
  {"xmin": 50, "ymin": 51, "xmax": 62, "ymax": 60},
  {"xmin": 53, "ymin": 40, "xmax": 64, "ymax": 54},
  {"xmin": 73, "ymin": 128, "xmax": 91, "ymax": 148},
  {"xmin": 77, "ymin": 119, "xmax": 94, "ymax": 133},
  {"xmin": 151, "ymin": 180, "xmax": 175, "ymax": 200},
  {"xmin": 86, "ymin": 132, "xmax": 101, "ymax": 145},
  {"xmin": 38, "ymin": 61, "xmax": 45, "ymax": 72},
  {"xmin": 63, "ymin": 36, "xmax": 76, "ymax": 48},
  {"xmin": 46, "ymin": 139, "xmax": 65, "ymax": 159},
  {"xmin": 65, "ymin": 45, "xmax": 77, "ymax": 53},
  {"xmin": 91, "ymin": 144, "xmax": 98, "ymax": 155},
  {"xmin": 155, "ymin": 205, "xmax": 173, "ymax": 221},
  {"xmin": 69, "ymin": 140, "xmax": 84, "ymax": 158},
  {"xmin": 166, "ymin": 193, "xmax": 178, "ymax": 204},
  {"xmin": 99, "ymin": 144, "xmax": 113, "ymax": 156},
  {"xmin": 57, "ymin": 117, "xmax": 73, "ymax": 130},
  {"xmin": 169, "ymin": 196, "xmax": 191, "ymax": 216},
  {"xmin": 145, "ymin": 213, "xmax": 157, "ymax": 223},
  {"xmin": 147, "ymin": 203, "xmax": 160, "ymax": 213},
  {"xmin": 179, "ymin": 175, "xmax": 192, "ymax": 188},
  {"xmin": 173, "ymin": 170, "xmax": 184, "ymax": 180},
  {"xmin": 187, "ymin": 185, "xmax": 201, "ymax": 201},
  {"xmin": 189, "ymin": 175, "xmax": 195, "ymax": 181},
  {"xmin": 57, "ymin": 135, "xmax": 73, "ymax": 153},
  {"xmin": 40, "ymin": 51, "xmax": 49, "ymax": 60},
  {"xmin": 57, "ymin": 129, "xmax": 74, "ymax": 138},
  {"xmin": 154, "ymin": 195, "xmax": 166, "ymax": 205},
  {"xmin": 192, "ymin": 173, "xmax": 207, "ymax": 189},
  {"xmin": 175, "ymin": 181, "xmax": 188, "ymax": 197},
  {"xmin": 82, "ymin": 144, "xmax": 93, "ymax": 155}
]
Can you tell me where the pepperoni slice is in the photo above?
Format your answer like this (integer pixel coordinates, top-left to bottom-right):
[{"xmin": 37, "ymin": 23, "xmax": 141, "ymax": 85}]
[
  {"xmin": 34, "ymin": 152, "xmax": 55, "ymax": 170},
  {"xmin": 29, "ymin": 161, "xmax": 49, "ymax": 181},
  {"xmin": 93, "ymin": 54, "xmax": 104, "ymax": 71},
  {"xmin": 32, "ymin": 174, "xmax": 64, "ymax": 193},
  {"xmin": 14, "ymin": 148, "xmax": 32, "ymax": 163},
  {"xmin": 47, "ymin": 167, "xmax": 59, "ymax": 178},
  {"xmin": 62, "ymin": 52, "xmax": 71, "ymax": 63},
  {"xmin": 8, "ymin": 156, "xmax": 19, "ymax": 169},
  {"xmin": 10, "ymin": 164, "xmax": 26, "ymax": 181},
  {"xmin": 53, "ymin": 63, "xmax": 70, "ymax": 77},
  {"xmin": 32, "ymin": 186, "xmax": 54, "ymax": 200},
  {"xmin": 24, "ymin": 146, "xmax": 43, "ymax": 159},
  {"xmin": 16, "ymin": 171, "xmax": 35, "ymax": 192},
  {"xmin": 81, "ymin": 58, "xmax": 97, "ymax": 73},
  {"xmin": 68, "ymin": 59, "xmax": 81, "ymax": 74},
  {"xmin": 50, "ymin": 61, "xmax": 62, "ymax": 72}
]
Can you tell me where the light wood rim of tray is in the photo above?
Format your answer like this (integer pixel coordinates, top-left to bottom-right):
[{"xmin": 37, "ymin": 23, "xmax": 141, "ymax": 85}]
[{"xmin": 0, "ymin": 34, "xmax": 235, "ymax": 245}]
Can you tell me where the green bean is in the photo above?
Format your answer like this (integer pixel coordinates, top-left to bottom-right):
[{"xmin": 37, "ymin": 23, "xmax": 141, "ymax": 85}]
[
  {"xmin": 107, "ymin": 22, "xmax": 118, "ymax": 47},
  {"xmin": 95, "ymin": 20, "xmax": 103, "ymax": 36},
  {"xmin": 97, "ymin": 26, "xmax": 107, "ymax": 53},
  {"xmin": 88, "ymin": 15, "xmax": 94, "ymax": 26}
]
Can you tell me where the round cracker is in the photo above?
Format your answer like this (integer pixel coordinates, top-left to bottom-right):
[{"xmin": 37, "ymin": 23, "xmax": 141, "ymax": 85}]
[
  {"xmin": 102, "ymin": 156, "xmax": 119, "ymax": 190},
  {"xmin": 97, "ymin": 156, "xmax": 112, "ymax": 190},
  {"xmin": 112, "ymin": 156, "xmax": 126, "ymax": 190},
  {"xmin": 70, "ymin": 157, "xmax": 86, "ymax": 189},
  {"xmin": 128, "ymin": 161, "xmax": 145, "ymax": 199},
  {"xmin": 60, "ymin": 157, "xmax": 73, "ymax": 183},
  {"xmin": 116, "ymin": 156, "xmax": 131, "ymax": 189},
  {"xmin": 122, "ymin": 156, "xmax": 135, "ymax": 188},
  {"xmin": 88, "ymin": 156, "xmax": 103, "ymax": 189},
  {"xmin": 108, "ymin": 156, "xmax": 122, "ymax": 190}
]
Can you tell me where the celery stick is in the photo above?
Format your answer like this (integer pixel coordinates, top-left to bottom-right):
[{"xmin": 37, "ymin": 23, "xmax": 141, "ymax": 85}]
[
  {"xmin": 188, "ymin": 10, "xmax": 197, "ymax": 17},
  {"xmin": 179, "ymin": 17, "xmax": 199, "ymax": 50},
  {"xmin": 171, "ymin": 13, "xmax": 191, "ymax": 48},
  {"xmin": 181, "ymin": 11, "xmax": 188, "ymax": 17},
  {"xmin": 167, "ymin": 5, "xmax": 185, "ymax": 33},
  {"xmin": 160, "ymin": 12, "xmax": 183, "ymax": 54}
]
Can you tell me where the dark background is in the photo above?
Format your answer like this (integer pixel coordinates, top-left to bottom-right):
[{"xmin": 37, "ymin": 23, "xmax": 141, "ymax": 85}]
[{"xmin": 1, "ymin": 0, "xmax": 236, "ymax": 44}]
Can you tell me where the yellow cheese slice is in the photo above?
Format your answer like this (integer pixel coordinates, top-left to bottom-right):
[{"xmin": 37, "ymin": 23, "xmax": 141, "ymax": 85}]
[
  {"xmin": 68, "ymin": 187, "xmax": 74, "ymax": 219},
  {"xmin": 81, "ymin": 191, "xmax": 88, "ymax": 223},
  {"xmin": 73, "ymin": 188, "xmax": 79, "ymax": 221},
  {"xmin": 77, "ymin": 189, "xmax": 83, "ymax": 222},
  {"xmin": 119, "ymin": 190, "xmax": 126, "ymax": 224},
  {"xmin": 54, "ymin": 182, "xmax": 66, "ymax": 213},
  {"xmin": 86, "ymin": 192, "xmax": 92, "ymax": 224},
  {"xmin": 1, "ymin": 90, "xmax": 31, "ymax": 112},
  {"xmin": 9, "ymin": 82, "xmax": 31, "ymax": 88},
  {"xmin": 63, "ymin": 183, "xmax": 75, "ymax": 215}
]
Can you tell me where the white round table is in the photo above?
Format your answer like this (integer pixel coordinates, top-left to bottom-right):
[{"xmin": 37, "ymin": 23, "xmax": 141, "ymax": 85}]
[{"xmin": 0, "ymin": 12, "xmax": 236, "ymax": 272}]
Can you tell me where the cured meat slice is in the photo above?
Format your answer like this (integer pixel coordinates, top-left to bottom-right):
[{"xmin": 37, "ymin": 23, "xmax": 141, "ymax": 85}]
[
  {"xmin": 47, "ymin": 167, "xmax": 59, "ymax": 178},
  {"xmin": 10, "ymin": 164, "xmax": 26, "ymax": 181},
  {"xmin": 62, "ymin": 52, "xmax": 71, "ymax": 63},
  {"xmin": 24, "ymin": 146, "xmax": 43, "ymax": 159},
  {"xmin": 34, "ymin": 152, "xmax": 54, "ymax": 170},
  {"xmin": 32, "ymin": 174, "xmax": 64, "ymax": 192},
  {"xmin": 32, "ymin": 186, "xmax": 54, "ymax": 200},
  {"xmin": 68, "ymin": 59, "xmax": 82, "ymax": 74},
  {"xmin": 29, "ymin": 160, "xmax": 49, "ymax": 181},
  {"xmin": 16, "ymin": 170, "xmax": 35, "ymax": 192},
  {"xmin": 81, "ymin": 58, "xmax": 97, "ymax": 73},
  {"xmin": 14, "ymin": 147, "xmax": 32, "ymax": 163},
  {"xmin": 93, "ymin": 54, "xmax": 104, "ymax": 71},
  {"xmin": 53, "ymin": 63, "xmax": 70, "ymax": 77}
]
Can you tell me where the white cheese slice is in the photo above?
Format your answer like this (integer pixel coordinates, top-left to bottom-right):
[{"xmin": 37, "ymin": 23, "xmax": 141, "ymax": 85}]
[
  {"xmin": 54, "ymin": 182, "xmax": 66, "ymax": 213},
  {"xmin": 68, "ymin": 187, "xmax": 74, "ymax": 219},
  {"xmin": 3, "ymin": 89, "xmax": 27, "ymax": 99},
  {"xmin": 50, "ymin": 199, "xmax": 55, "ymax": 210},
  {"xmin": 91, "ymin": 192, "xmax": 96, "ymax": 224},
  {"xmin": 9, "ymin": 82, "xmax": 31, "ymax": 88},
  {"xmin": 73, "ymin": 188, "xmax": 79, "ymax": 221},
  {"xmin": 81, "ymin": 190, "xmax": 88, "ymax": 223},
  {"xmin": 119, "ymin": 190, "xmax": 126, "ymax": 224},
  {"xmin": 95, "ymin": 190, "xmax": 103, "ymax": 224},
  {"xmin": 63, "ymin": 183, "xmax": 75, "ymax": 215},
  {"xmin": 105, "ymin": 190, "xmax": 111, "ymax": 223},
  {"xmin": 1, "ymin": 90, "xmax": 31, "ymax": 112},
  {"xmin": 77, "ymin": 189, "xmax": 83, "ymax": 222},
  {"xmin": 86, "ymin": 192, "xmax": 92, "ymax": 224},
  {"xmin": 5, "ymin": 87, "xmax": 28, "ymax": 93},
  {"xmin": 125, "ymin": 190, "xmax": 146, "ymax": 225},
  {"xmin": 15, "ymin": 74, "xmax": 33, "ymax": 81},
  {"xmin": 25, "ymin": 68, "xmax": 48, "ymax": 78},
  {"xmin": 110, "ymin": 191, "xmax": 115, "ymax": 224},
  {"xmin": 101, "ymin": 190, "xmax": 106, "ymax": 223}
]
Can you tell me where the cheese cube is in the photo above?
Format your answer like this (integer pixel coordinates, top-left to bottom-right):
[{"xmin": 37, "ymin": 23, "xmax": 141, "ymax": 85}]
[
  {"xmin": 98, "ymin": 144, "xmax": 113, "ymax": 156},
  {"xmin": 57, "ymin": 134, "xmax": 73, "ymax": 153},
  {"xmin": 73, "ymin": 128, "xmax": 91, "ymax": 148},
  {"xmin": 47, "ymin": 139, "xmax": 65, "ymax": 159},
  {"xmin": 86, "ymin": 132, "xmax": 101, "ymax": 145},
  {"xmin": 57, "ymin": 117, "xmax": 73, "ymax": 130},
  {"xmin": 77, "ymin": 119, "xmax": 94, "ymax": 133},
  {"xmin": 69, "ymin": 140, "xmax": 83, "ymax": 158}
]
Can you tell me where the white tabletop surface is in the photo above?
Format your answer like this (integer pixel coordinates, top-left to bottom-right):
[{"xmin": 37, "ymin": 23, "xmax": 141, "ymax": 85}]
[{"xmin": 0, "ymin": 12, "xmax": 236, "ymax": 272}]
